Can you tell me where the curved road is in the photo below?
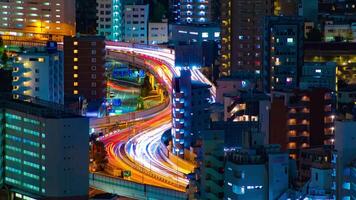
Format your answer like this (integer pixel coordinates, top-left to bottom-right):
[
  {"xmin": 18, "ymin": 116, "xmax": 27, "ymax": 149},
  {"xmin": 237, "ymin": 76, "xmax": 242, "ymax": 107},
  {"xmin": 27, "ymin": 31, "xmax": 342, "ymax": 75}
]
[{"xmin": 97, "ymin": 43, "xmax": 215, "ymax": 192}]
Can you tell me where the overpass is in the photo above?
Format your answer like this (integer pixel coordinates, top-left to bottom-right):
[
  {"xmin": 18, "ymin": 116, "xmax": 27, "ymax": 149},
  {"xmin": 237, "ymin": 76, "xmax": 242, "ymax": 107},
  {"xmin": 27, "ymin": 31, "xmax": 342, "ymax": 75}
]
[{"xmin": 90, "ymin": 173, "xmax": 186, "ymax": 200}]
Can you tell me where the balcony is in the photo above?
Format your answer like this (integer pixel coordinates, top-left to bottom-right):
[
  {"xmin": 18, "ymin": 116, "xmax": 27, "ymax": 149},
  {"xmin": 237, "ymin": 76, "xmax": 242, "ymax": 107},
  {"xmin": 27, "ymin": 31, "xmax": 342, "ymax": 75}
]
[
  {"xmin": 174, "ymin": 122, "xmax": 185, "ymax": 129},
  {"xmin": 174, "ymin": 102, "xmax": 184, "ymax": 109}
]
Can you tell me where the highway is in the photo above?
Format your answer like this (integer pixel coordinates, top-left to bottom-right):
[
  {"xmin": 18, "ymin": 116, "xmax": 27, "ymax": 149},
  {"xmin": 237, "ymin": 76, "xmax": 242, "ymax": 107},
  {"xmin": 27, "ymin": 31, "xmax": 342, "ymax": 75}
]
[{"xmin": 95, "ymin": 42, "xmax": 216, "ymax": 192}]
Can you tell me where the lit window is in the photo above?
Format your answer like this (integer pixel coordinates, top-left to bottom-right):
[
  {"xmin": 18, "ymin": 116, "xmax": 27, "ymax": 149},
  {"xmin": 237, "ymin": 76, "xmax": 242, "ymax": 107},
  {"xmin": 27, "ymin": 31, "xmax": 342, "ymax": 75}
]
[
  {"xmin": 73, "ymin": 90, "xmax": 78, "ymax": 94},
  {"xmin": 287, "ymin": 38, "xmax": 294, "ymax": 44},
  {"xmin": 73, "ymin": 50, "xmax": 78, "ymax": 54},
  {"xmin": 73, "ymin": 82, "xmax": 78, "ymax": 86},
  {"xmin": 73, "ymin": 65, "xmax": 78, "ymax": 70},
  {"xmin": 73, "ymin": 74, "xmax": 78, "ymax": 78},
  {"xmin": 73, "ymin": 58, "xmax": 78, "ymax": 62},
  {"xmin": 73, "ymin": 41, "xmax": 78, "ymax": 45},
  {"xmin": 38, "ymin": 58, "xmax": 44, "ymax": 62}
]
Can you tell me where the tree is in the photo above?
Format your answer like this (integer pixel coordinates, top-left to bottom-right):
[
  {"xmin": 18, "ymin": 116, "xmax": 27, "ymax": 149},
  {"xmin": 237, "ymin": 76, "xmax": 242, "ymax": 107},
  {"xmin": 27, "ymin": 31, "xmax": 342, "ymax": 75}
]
[
  {"xmin": 140, "ymin": 75, "xmax": 153, "ymax": 97},
  {"xmin": 0, "ymin": 37, "xmax": 3, "ymax": 48},
  {"xmin": 1, "ymin": 51, "xmax": 8, "ymax": 65},
  {"xmin": 306, "ymin": 28, "xmax": 322, "ymax": 42}
]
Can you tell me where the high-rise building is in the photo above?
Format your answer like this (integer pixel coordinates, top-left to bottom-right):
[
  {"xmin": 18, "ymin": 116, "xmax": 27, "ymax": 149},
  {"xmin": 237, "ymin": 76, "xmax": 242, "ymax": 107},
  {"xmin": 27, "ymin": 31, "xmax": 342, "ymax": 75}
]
[
  {"xmin": 270, "ymin": 89, "xmax": 335, "ymax": 160},
  {"xmin": 263, "ymin": 16, "xmax": 304, "ymax": 92},
  {"xmin": 76, "ymin": 0, "xmax": 97, "ymax": 34},
  {"xmin": 171, "ymin": 0, "xmax": 216, "ymax": 24},
  {"xmin": 63, "ymin": 36, "xmax": 106, "ymax": 103},
  {"xmin": 96, "ymin": 0, "xmax": 123, "ymax": 41},
  {"xmin": 124, "ymin": 4, "xmax": 149, "ymax": 44},
  {"xmin": 12, "ymin": 44, "xmax": 64, "ymax": 104},
  {"xmin": 171, "ymin": 70, "xmax": 211, "ymax": 157},
  {"xmin": 0, "ymin": 0, "xmax": 75, "ymax": 41},
  {"xmin": 0, "ymin": 94, "xmax": 88, "ymax": 200},
  {"xmin": 220, "ymin": 0, "xmax": 273, "ymax": 76}
]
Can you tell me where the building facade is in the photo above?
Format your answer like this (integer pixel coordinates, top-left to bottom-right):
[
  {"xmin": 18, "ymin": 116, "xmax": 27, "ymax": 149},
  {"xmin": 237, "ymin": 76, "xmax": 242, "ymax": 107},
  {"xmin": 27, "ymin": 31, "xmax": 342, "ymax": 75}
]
[
  {"xmin": 12, "ymin": 45, "xmax": 64, "ymax": 104},
  {"xmin": 300, "ymin": 62, "xmax": 337, "ymax": 91},
  {"xmin": 172, "ymin": 71, "xmax": 211, "ymax": 157},
  {"xmin": 171, "ymin": 0, "xmax": 216, "ymax": 24},
  {"xmin": 96, "ymin": 0, "xmax": 123, "ymax": 41},
  {"xmin": 123, "ymin": 4, "xmax": 149, "ymax": 44},
  {"xmin": 148, "ymin": 22, "xmax": 168, "ymax": 45},
  {"xmin": 332, "ymin": 120, "xmax": 356, "ymax": 200},
  {"xmin": 224, "ymin": 145, "xmax": 289, "ymax": 200},
  {"xmin": 0, "ymin": 94, "xmax": 88, "ymax": 199},
  {"xmin": 0, "ymin": 0, "xmax": 75, "ymax": 41},
  {"xmin": 270, "ymin": 89, "xmax": 335, "ymax": 160},
  {"xmin": 220, "ymin": 0, "xmax": 273, "ymax": 76},
  {"xmin": 63, "ymin": 36, "xmax": 106, "ymax": 103},
  {"xmin": 263, "ymin": 16, "xmax": 304, "ymax": 92}
]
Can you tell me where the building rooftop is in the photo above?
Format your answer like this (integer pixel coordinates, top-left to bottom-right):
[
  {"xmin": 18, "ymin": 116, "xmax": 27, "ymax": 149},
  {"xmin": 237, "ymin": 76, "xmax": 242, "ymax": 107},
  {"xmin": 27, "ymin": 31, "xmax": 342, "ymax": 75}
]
[{"xmin": 0, "ymin": 93, "xmax": 82, "ymax": 119}]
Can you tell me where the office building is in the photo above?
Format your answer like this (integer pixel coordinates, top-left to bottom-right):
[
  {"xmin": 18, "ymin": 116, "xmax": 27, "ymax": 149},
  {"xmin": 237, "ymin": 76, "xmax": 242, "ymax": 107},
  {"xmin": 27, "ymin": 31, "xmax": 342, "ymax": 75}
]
[
  {"xmin": 96, "ymin": 0, "xmax": 123, "ymax": 41},
  {"xmin": 63, "ymin": 36, "xmax": 106, "ymax": 103},
  {"xmin": 269, "ymin": 89, "xmax": 335, "ymax": 160},
  {"xmin": 300, "ymin": 62, "xmax": 337, "ymax": 91},
  {"xmin": 220, "ymin": 0, "xmax": 273, "ymax": 76},
  {"xmin": 124, "ymin": 4, "xmax": 149, "ymax": 44},
  {"xmin": 0, "ymin": 0, "xmax": 75, "ymax": 41},
  {"xmin": 224, "ymin": 145, "xmax": 289, "ymax": 200},
  {"xmin": 304, "ymin": 42, "xmax": 356, "ymax": 85},
  {"xmin": 12, "ymin": 44, "xmax": 64, "ymax": 104},
  {"xmin": 0, "ymin": 94, "xmax": 89, "ymax": 199},
  {"xmin": 332, "ymin": 120, "xmax": 356, "ymax": 200},
  {"xmin": 148, "ymin": 21, "xmax": 168, "ymax": 45},
  {"xmin": 172, "ymin": 0, "xmax": 217, "ymax": 24},
  {"xmin": 76, "ymin": 0, "xmax": 97, "ymax": 34},
  {"xmin": 263, "ymin": 16, "xmax": 304, "ymax": 92}
]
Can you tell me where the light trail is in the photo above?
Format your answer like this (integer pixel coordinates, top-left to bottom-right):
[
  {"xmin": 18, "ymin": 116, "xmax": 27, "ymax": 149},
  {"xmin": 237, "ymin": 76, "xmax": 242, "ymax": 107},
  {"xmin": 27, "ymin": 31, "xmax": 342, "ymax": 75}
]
[{"xmin": 98, "ymin": 43, "xmax": 216, "ymax": 192}]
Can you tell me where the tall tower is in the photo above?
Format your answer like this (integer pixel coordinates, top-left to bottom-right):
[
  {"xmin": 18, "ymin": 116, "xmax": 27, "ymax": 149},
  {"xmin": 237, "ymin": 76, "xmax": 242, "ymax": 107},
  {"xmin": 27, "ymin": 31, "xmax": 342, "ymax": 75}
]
[
  {"xmin": 220, "ymin": 0, "xmax": 273, "ymax": 76},
  {"xmin": 97, "ymin": 0, "xmax": 124, "ymax": 41}
]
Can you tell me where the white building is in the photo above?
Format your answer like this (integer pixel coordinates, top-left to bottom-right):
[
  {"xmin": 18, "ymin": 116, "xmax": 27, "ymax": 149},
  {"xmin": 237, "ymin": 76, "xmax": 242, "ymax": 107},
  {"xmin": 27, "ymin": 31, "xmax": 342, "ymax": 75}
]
[
  {"xmin": 0, "ymin": 95, "xmax": 89, "ymax": 199},
  {"xmin": 0, "ymin": 0, "xmax": 75, "ymax": 40},
  {"xmin": 333, "ymin": 120, "xmax": 356, "ymax": 200},
  {"xmin": 12, "ymin": 48, "xmax": 64, "ymax": 104},
  {"xmin": 124, "ymin": 4, "xmax": 149, "ymax": 44},
  {"xmin": 148, "ymin": 21, "xmax": 168, "ymax": 45}
]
